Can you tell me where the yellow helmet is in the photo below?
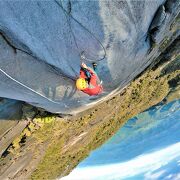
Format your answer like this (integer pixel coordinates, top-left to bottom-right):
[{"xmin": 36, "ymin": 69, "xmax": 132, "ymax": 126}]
[{"xmin": 76, "ymin": 78, "xmax": 87, "ymax": 90}]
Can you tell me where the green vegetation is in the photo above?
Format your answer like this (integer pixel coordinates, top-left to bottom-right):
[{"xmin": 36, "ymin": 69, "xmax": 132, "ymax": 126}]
[
  {"xmin": 170, "ymin": 14, "xmax": 180, "ymax": 32},
  {"xmin": 31, "ymin": 58, "xmax": 180, "ymax": 179},
  {"xmin": 7, "ymin": 116, "xmax": 56, "ymax": 154},
  {"xmin": 159, "ymin": 36, "xmax": 170, "ymax": 52}
]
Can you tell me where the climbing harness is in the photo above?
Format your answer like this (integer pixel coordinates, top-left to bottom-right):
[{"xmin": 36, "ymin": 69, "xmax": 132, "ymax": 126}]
[{"xmin": 55, "ymin": 0, "xmax": 106, "ymax": 62}]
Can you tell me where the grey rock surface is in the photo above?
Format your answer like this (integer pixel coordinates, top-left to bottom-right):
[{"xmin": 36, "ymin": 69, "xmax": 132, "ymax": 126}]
[{"xmin": 0, "ymin": 0, "xmax": 179, "ymax": 114}]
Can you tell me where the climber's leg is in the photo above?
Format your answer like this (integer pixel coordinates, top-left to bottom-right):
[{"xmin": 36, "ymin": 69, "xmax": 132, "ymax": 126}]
[{"xmin": 92, "ymin": 62, "xmax": 97, "ymax": 73}]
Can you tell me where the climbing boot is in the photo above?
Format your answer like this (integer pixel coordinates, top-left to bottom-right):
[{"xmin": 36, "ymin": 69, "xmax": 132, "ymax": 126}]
[{"xmin": 92, "ymin": 62, "xmax": 97, "ymax": 71}]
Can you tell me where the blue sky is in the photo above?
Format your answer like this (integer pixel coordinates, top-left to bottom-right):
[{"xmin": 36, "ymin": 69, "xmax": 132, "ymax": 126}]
[{"xmin": 62, "ymin": 100, "xmax": 180, "ymax": 180}]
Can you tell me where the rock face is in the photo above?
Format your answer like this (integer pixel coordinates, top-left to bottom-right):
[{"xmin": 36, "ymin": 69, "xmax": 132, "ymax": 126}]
[{"xmin": 0, "ymin": 0, "xmax": 179, "ymax": 114}]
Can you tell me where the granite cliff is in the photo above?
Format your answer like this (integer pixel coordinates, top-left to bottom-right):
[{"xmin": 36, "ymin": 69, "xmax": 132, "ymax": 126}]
[
  {"xmin": 0, "ymin": 0, "xmax": 179, "ymax": 179},
  {"xmin": 0, "ymin": 0, "xmax": 179, "ymax": 114}
]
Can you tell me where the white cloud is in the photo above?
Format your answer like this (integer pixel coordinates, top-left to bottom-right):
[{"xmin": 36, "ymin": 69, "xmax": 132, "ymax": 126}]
[
  {"xmin": 173, "ymin": 173, "xmax": 180, "ymax": 180},
  {"xmin": 177, "ymin": 160, "xmax": 180, "ymax": 166},
  {"xmin": 165, "ymin": 173, "xmax": 180, "ymax": 180},
  {"xmin": 61, "ymin": 143, "xmax": 180, "ymax": 180},
  {"xmin": 144, "ymin": 170, "xmax": 166, "ymax": 180}
]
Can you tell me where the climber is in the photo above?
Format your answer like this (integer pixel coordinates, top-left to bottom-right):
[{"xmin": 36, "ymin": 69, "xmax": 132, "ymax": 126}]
[{"xmin": 76, "ymin": 62, "xmax": 103, "ymax": 96}]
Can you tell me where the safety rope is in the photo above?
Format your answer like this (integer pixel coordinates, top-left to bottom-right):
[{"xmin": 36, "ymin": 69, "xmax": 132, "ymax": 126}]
[
  {"xmin": 55, "ymin": 0, "xmax": 106, "ymax": 62},
  {"xmin": 0, "ymin": 68, "xmax": 64, "ymax": 105}
]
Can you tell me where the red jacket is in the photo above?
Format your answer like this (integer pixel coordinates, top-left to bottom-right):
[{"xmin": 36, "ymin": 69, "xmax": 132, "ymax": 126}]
[{"xmin": 80, "ymin": 68, "xmax": 103, "ymax": 96}]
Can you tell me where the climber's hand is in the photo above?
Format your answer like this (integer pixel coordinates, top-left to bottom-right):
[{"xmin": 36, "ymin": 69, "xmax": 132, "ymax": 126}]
[{"xmin": 81, "ymin": 62, "xmax": 88, "ymax": 69}]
